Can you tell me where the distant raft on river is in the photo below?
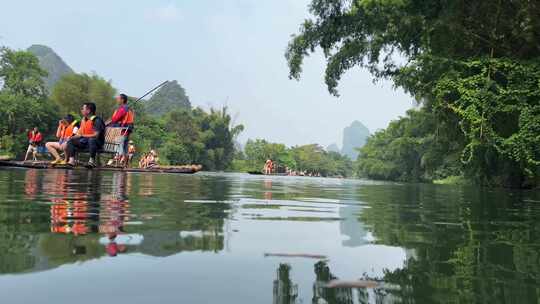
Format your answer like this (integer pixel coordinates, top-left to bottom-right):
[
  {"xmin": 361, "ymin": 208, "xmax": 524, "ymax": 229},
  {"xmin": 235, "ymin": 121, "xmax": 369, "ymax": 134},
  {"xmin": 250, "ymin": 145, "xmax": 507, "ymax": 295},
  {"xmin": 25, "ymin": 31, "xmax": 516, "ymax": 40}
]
[{"xmin": 0, "ymin": 160, "xmax": 202, "ymax": 174}]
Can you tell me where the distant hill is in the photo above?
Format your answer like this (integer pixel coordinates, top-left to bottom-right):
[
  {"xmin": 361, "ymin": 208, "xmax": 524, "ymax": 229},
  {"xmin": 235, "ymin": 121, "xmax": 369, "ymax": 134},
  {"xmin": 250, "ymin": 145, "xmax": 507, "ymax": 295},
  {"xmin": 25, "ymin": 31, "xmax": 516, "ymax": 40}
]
[
  {"xmin": 341, "ymin": 121, "xmax": 370, "ymax": 160},
  {"xmin": 145, "ymin": 80, "xmax": 191, "ymax": 117},
  {"xmin": 27, "ymin": 44, "xmax": 74, "ymax": 92},
  {"xmin": 326, "ymin": 143, "xmax": 340, "ymax": 153}
]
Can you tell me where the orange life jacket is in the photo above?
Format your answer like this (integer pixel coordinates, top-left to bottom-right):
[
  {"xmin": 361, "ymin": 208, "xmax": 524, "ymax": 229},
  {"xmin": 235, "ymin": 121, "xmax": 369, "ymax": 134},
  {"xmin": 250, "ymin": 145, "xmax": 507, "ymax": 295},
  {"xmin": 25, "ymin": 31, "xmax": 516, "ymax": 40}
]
[
  {"xmin": 60, "ymin": 120, "xmax": 79, "ymax": 139},
  {"xmin": 112, "ymin": 107, "xmax": 135, "ymax": 126},
  {"xmin": 80, "ymin": 116, "xmax": 96, "ymax": 135}
]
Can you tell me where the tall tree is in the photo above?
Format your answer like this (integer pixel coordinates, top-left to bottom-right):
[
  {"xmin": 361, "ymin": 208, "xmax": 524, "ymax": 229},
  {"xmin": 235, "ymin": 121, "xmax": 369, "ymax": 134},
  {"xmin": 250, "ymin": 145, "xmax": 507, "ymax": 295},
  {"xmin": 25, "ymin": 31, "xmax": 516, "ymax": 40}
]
[
  {"xmin": 0, "ymin": 47, "xmax": 48, "ymax": 98},
  {"xmin": 287, "ymin": 0, "xmax": 540, "ymax": 186},
  {"xmin": 0, "ymin": 47, "xmax": 58, "ymax": 157},
  {"xmin": 50, "ymin": 73, "xmax": 116, "ymax": 118}
]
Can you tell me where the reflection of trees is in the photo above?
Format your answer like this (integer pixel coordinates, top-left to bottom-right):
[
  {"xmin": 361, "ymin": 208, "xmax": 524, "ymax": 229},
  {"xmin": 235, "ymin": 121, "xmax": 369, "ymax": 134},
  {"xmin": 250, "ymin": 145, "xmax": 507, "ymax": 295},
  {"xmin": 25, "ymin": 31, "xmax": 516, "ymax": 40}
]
[
  {"xmin": 0, "ymin": 169, "xmax": 48, "ymax": 273},
  {"xmin": 312, "ymin": 261, "xmax": 355, "ymax": 304},
  {"xmin": 359, "ymin": 184, "xmax": 540, "ymax": 303},
  {"xmin": 273, "ymin": 264, "xmax": 299, "ymax": 304}
]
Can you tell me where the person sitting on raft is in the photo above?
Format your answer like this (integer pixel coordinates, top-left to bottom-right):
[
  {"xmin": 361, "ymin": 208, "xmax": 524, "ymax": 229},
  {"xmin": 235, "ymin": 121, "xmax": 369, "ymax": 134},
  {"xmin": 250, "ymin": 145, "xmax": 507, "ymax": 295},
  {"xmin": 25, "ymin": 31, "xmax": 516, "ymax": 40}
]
[
  {"xmin": 24, "ymin": 127, "xmax": 43, "ymax": 161},
  {"xmin": 65, "ymin": 103, "xmax": 106, "ymax": 168},
  {"xmin": 127, "ymin": 141, "xmax": 136, "ymax": 167},
  {"xmin": 138, "ymin": 152, "xmax": 148, "ymax": 168},
  {"xmin": 145, "ymin": 150, "xmax": 159, "ymax": 168},
  {"xmin": 46, "ymin": 114, "xmax": 79, "ymax": 165},
  {"xmin": 139, "ymin": 150, "xmax": 158, "ymax": 169},
  {"xmin": 107, "ymin": 93, "xmax": 134, "ymax": 168}
]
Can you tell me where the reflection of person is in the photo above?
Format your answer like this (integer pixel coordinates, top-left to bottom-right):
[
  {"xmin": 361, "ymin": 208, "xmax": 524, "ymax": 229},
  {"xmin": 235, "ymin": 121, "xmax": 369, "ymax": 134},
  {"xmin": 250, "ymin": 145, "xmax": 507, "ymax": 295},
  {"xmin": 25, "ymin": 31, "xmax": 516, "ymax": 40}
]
[
  {"xmin": 98, "ymin": 173, "xmax": 130, "ymax": 254},
  {"xmin": 24, "ymin": 127, "xmax": 43, "ymax": 161},
  {"xmin": 24, "ymin": 169, "xmax": 39, "ymax": 199},
  {"xmin": 48, "ymin": 170, "xmax": 101, "ymax": 235},
  {"xmin": 105, "ymin": 233, "xmax": 127, "ymax": 257},
  {"xmin": 264, "ymin": 179, "xmax": 272, "ymax": 200},
  {"xmin": 139, "ymin": 174, "xmax": 155, "ymax": 196}
]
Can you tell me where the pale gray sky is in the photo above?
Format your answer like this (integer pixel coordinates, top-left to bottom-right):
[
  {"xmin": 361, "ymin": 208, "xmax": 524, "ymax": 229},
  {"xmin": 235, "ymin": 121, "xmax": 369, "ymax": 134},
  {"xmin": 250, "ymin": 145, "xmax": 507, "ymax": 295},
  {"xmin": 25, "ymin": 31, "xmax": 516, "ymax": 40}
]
[{"xmin": 0, "ymin": 0, "xmax": 413, "ymax": 147}]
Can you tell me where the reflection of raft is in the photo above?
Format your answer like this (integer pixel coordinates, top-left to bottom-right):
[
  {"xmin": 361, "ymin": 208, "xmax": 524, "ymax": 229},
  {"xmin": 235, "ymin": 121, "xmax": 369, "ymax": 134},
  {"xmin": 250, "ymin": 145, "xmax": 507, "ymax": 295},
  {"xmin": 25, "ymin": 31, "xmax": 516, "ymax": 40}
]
[
  {"xmin": 0, "ymin": 160, "xmax": 201, "ymax": 174},
  {"xmin": 247, "ymin": 171, "xmax": 288, "ymax": 176}
]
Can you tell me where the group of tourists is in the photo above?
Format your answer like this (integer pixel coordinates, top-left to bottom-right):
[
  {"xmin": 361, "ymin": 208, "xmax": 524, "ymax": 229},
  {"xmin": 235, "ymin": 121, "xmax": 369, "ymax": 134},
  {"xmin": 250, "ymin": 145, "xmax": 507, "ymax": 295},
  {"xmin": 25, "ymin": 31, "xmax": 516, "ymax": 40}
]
[
  {"xmin": 25, "ymin": 93, "xmax": 134, "ymax": 168},
  {"xmin": 138, "ymin": 149, "xmax": 159, "ymax": 169},
  {"xmin": 261, "ymin": 159, "xmax": 322, "ymax": 177}
]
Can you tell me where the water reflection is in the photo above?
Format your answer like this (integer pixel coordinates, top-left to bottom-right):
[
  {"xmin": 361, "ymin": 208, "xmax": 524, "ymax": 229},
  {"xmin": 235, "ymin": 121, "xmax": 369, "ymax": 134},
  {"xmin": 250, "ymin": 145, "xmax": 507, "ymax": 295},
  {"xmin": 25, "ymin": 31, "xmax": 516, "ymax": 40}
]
[
  {"xmin": 0, "ymin": 169, "xmax": 231, "ymax": 274},
  {"xmin": 359, "ymin": 184, "xmax": 540, "ymax": 303},
  {"xmin": 1, "ymin": 169, "xmax": 540, "ymax": 303},
  {"xmin": 273, "ymin": 264, "xmax": 299, "ymax": 304}
]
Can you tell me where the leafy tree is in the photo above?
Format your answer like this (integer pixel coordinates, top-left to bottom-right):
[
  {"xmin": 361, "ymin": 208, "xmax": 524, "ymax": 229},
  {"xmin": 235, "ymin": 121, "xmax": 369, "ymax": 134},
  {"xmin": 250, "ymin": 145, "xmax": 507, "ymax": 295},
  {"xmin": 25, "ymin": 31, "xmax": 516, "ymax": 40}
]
[
  {"xmin": 50, "ymin": 73, "xmax": 116, "ymax": 118},
  {"xmin": 193, "ymin": 107, "xmax": 244, "ymax": 170},
  {"xmin": 0, "ymin": 47, "xmax": 58, "ymax": 157},
  {"xmin": 237, "ymin": 139, "xmax": 353, "ymax": 177},
  {"xmin": 0, "ymin": 47, "xmax": 48, "ymax": 98},
  {"xmin": 287, "ymin": 0, "xmax": 540, "ymax": 187}
]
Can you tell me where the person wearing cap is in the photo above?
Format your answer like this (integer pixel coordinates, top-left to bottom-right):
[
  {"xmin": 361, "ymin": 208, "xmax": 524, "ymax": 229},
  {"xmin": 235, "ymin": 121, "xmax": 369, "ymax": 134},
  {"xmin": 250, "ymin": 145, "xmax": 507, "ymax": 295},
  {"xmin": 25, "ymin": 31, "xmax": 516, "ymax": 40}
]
[{"xmin": 46, "ymin": 114, "xmax": 79, "ymax": 165}]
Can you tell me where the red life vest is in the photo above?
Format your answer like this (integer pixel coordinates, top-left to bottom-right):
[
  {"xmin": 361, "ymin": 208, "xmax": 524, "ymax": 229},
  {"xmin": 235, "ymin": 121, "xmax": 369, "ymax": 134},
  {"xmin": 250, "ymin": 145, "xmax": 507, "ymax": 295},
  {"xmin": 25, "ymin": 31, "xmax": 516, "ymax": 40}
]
[{"xmin": 29, "ymin": 131, "xmax": 43, "ymax": 143}]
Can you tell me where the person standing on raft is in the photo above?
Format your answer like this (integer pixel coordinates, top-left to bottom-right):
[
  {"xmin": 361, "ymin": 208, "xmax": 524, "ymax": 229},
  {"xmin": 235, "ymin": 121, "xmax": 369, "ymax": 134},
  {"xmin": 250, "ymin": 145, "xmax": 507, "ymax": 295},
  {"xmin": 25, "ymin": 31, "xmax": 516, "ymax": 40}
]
[
  {"xmin": 65, "ymin": 103, "xmax": 106, "ymax": 168},
  {"xmin": 46, "ymin": 114, "xmax": 79, "ymax": 165},
  {"xmin": 107, "ymin": 93, "xmax": 134, "ymax": 167},
  {"xmin": 24, "ymin": 127, "xmax": 43, "ymax": 161}
]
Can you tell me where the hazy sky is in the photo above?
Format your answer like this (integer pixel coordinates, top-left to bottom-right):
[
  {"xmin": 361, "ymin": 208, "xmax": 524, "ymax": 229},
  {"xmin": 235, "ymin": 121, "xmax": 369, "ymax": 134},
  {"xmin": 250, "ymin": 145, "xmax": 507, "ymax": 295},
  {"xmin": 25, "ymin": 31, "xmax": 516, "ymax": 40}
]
[{"xmin": 0, "ymin": 0, "xmax": 413, "ymax": 148}]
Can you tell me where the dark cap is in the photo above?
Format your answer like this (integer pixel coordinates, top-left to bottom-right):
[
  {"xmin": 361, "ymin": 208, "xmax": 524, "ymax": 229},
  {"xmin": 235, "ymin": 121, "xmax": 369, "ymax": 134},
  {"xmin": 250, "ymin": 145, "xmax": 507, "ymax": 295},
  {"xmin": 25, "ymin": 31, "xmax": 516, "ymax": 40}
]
[{"xmin": 63, "ymin": 114, "xmax": 75, "ymax": 123}]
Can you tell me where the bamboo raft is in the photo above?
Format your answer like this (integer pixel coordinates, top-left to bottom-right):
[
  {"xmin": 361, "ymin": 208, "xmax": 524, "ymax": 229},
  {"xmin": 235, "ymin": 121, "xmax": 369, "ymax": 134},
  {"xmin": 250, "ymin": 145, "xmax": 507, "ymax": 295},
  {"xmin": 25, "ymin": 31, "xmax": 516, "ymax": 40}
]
[
  {"xmin": 248, "ymin": 171, "xmax": 288, "ymax": 176},
  {"xmin": 0, "ymin": 160, "xmax": 201, "ymax": 174}
]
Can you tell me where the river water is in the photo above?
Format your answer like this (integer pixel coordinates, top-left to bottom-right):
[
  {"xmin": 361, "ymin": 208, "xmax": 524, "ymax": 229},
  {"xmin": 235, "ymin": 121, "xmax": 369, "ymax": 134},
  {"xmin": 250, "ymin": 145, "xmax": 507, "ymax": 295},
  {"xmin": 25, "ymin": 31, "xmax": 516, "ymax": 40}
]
[{"xmin": 0, "ymin": 168, "xmax": 539, "ymax": 303}]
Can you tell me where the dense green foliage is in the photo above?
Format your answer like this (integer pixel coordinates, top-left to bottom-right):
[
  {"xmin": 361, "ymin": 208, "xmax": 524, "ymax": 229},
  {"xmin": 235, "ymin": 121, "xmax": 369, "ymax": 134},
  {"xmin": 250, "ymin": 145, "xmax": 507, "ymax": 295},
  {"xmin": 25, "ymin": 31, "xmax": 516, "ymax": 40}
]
[
  {"xmin": 0, "ymin": 47, "xmax": 48, "ymax": 98},
  {"xmin": 0, "ymin": 47, "xmax": 58, "ymax": 157},
  {"xmin": 145, "ymin": 80, "xmax": 191, "ymax": 117},
  {"xmin": 27, "ymin": 44, "xmax": 74, "ymax": 92},
  {"xmin": 287, "ymin": 0, "xmax": 540, "ymax": 187},
  {"xmin": 232, "ymin": 139, "xmax": 353, "ymax": 177},
  {"xmin": 51, "ymin": 73, "xmax": 117, "ymax": 118},
  {"xmin": 131, "ymin": 105, "xmax": 243, "ymax": 170}
]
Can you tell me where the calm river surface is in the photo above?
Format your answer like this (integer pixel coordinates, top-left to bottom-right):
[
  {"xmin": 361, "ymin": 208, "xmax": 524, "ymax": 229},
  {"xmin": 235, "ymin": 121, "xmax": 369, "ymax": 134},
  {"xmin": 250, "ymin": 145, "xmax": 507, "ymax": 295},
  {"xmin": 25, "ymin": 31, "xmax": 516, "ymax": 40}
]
[{"xmin": 0, "ymin": 168, "xmax": 539, "ymax": 303}]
